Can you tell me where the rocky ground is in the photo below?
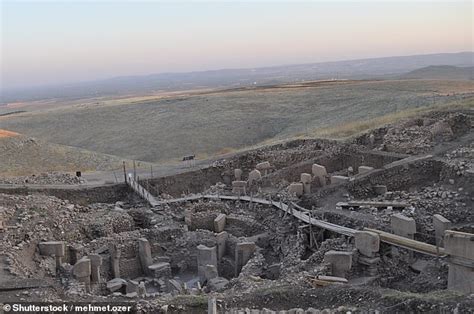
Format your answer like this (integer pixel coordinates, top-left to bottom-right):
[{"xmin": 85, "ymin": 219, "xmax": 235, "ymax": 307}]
[
  {"xmin": 0, "ymin": 108, "xmax": 473, "ymax": 313},
  {"xmin": 0, "ymin": 172, "xmax": 86, "ymax": 185}
]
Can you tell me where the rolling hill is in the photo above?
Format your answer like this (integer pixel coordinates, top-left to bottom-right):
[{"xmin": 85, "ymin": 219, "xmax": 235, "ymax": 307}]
[
  {"xmin": 1, "ymin": 80, "xmax": 472, "ymax": 164},
  {"xmin": 2, "ymin": 52, "xmax": 472, "ymax": 103},
  {"xmin": 401, "ymin": 65, "xmax": 473, "ymax": 80}
]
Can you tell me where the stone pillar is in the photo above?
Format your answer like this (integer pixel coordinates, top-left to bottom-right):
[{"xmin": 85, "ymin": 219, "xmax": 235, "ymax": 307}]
[
  {"xmin": 288, "ymin": 182, "xmax": 304, "ymax": 197},
  {"xmin": 369, "ymin": 133, "xmax": 375, "ymax": 147},
  {"xmin": 248, "ymin": 169, "xmax": 262, "ymax": 186},
  {"xmin": 72, "ymin": 257, "xmax": 91, "ymax": 293},
  {"xmin": 234, "ymin": 169, "xmax": 243, "ymax": 181},
  {"xmin": 216, "ymin": 231, "xmax": 228, "ymax": 261},
  {"xmin": 433, "ymin": 214, "xmax": 451, "ymax": 247},
  {"xmin": 204, "ymin": 265, "xmax": 218, "ymax": 281},
  {"xmin": 88, "ymin": 254, "xmax": 102, "ymax": 283},
  {"xmin": 67, "ymin": 245, "xmax": 81, "ymax": 265},
  {"xmin": 214, "ymin": 214, "xmax": 226, "ymax": 233},
  {"xmin": 235, "ymin": 242, "xmax": 256, "ymax": 276},
  {"xmin": 110, "ymin": 244, "xmax": 121, "ymax": 278},
  {"xmin": 232, "ymin": 181, "xmax": 247, "ymax": 195},
  {"xmin": 358, "ymin": 166, "xmax": 374, "ymax": 174},
  {"xmin": 355, "ymin": 231, "xmax": 380, "ymax": 276},
  {"xmin": 312, "ymin": 164, "xmax": 328, "ymax": 186},
  {"xmin": 256, "ymin": 161, "xmax": 271, "ymax": 176},
  {"xmin": 391, "ymin": 214, "xmax": 416, "ymax": 262},
  {"xmin": 138, "ymin": 281, "xmax": 146, "ymax": 298},
  {"xmin": 391, "ymin": 214, "xmax": 416, "ymax": 238},
  {"xmin": 197, "ymin": 245, "xmax": 218, "ymax": 281},
  {"xmin": 444, "ymin": 230, "xmax": 474, "ymax": 294},
  {"xmin": 323, "ymin": 251, "xmax": 353, "ymax": 278},
  {"xmin": 138, "ymin": 238, "xmax": 153, "ymax": 276},
  {"xmin": 38, "ymin": 241, "xmax": 65, "ymax": 271},
  {"xmin": 300, "ymin": 173, "xmax": 312, "ymax": 194},
  {"xmin": 208, "ymin": 297, "xmax": 217, "ymax": 314}
]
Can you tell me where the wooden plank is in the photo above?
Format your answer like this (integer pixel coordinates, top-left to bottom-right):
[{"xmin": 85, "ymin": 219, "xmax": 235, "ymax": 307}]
[
  {"xmin": 337, "ymin": 201, "xmax": 409, "ymax": 208},
  {"xmin": 365, "ymin": 228, "xmax": 446, "ymax": 256},
  {"xmin": 317, "ymin": 275, "xmax": 348, "ymax": 283}
]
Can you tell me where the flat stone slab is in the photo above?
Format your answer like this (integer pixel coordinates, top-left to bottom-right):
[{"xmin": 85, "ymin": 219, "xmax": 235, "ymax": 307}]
[
  {"xmin": 148, "ymin": 262, "xmax": 171, "ymax": 271},
  {"xmin": 106, "ymin": 278, "xmax": 127, "ymax": 292},
  {"xmin": 331, "ymin": 175, "xmax": 350, "ymax": 185}
]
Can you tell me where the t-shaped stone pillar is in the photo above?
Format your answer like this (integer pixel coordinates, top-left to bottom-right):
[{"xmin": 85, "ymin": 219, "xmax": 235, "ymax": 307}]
[
  {"xmin": 355, "ymin": 231, "xmax": 380, "ymax": 276},
  {"xmin": 391, "ymin": 214, "xmax": 416, "ymax": 239},
  {"xmin": 234, "ymin": 169, "xmax": 243, "ymax": 181},
  {"xmin": 248, "ymin": 169, "xmax": 262, "ymax": 186},
  {"xmin": 38, "ymin": 241, "xmax": 65, "ymax": 271},
  {"xmin": 109, "ymin": 243, "xmax": 121, "ymax": 278},
  {"xmin": 300, "ymin": 173, "xmax": 312, "ymax": 194},
  {"xmin": 215, "ymin": 231, "xmax": 228, "ymax": 261},
  {"xmin": 138, "ymin": 238, "xmax": 153, "ymax": 276},
  {"xmin": 197, "ymin": 245, "xmax": 218, "ymax": 281},
  {"xmin": 355, "ymin": 231, "xmax": 380, "ymax": 258},
  {"xmin": 235, "ymin": 242, "xmax": 256, "ymax": 276},
  {"xmin": 72, "ymin": 257, "xmax": 91, "ymax": 293},
  {"xmin": 391, "ymin": 214, "xmax": 416, "ymax": 262},
  {"xmin": 312, "ymin": 164, "xmax": 328, "ymax": 186},
  {"xmin": 433, "ymin": 214, "xmax": 451, "ymax": 247},
  {"xmin": 256, "ymin": 161, "xmax": 271, "ymax": 176},
  {"xmin": 444, "ymin": 230, "xmax": 474, "ymax": 294},
  {"xmin": 214, "ymin": 214, "xmax": 226, "ymax": 233},
  {"xmin": 88, "ymin": 254, "xmax": 102, "ymax": 283}
]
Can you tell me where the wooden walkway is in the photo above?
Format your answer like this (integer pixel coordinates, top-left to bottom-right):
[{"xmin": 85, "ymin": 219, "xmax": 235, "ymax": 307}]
[
  {"xmin": 126, "ymin": 175, "xmax": 160, "ymax": 207},
  {"xmin": 128, "ymin": 183, "xmax": 443, "ymax": 256}
]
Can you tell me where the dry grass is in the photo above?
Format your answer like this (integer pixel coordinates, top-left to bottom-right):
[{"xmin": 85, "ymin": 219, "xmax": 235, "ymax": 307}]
[
  {"xmin": 1, "ymin": 80, "xmax": 472, "ymax": 163},
  {"xmin": 304, "ymin": 97, "xmax": 474, "ymax": 140},
  {"xmin": 216, "ymin": 147, "xmax": 236, "ymax": 155}
]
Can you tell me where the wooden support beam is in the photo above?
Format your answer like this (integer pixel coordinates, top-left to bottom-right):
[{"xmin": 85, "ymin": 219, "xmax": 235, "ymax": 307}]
[{"xmin": 365, "ymin": 228, "xmax": 446, "ymax": 256}]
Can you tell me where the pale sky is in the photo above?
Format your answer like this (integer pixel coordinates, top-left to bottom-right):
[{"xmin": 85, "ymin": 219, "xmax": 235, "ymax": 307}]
[{"xmin": 1, "ymin": 0, "xmax": 472, "ymax": 89}]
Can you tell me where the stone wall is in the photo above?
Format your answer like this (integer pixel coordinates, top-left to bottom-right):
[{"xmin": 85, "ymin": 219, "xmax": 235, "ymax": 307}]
[
  {"xmin": 348, "ymin": 158, "xmax": 444, "ymax": 198},
  {"xmin": 146, "ymin": 167, "xmax": 223, "ymax": 197},
  {"xmin": 262, "ymin": 149, "xmax": 405, "ymax": 187},
  {"xmin": 187, "ymin": 211, "xmax": 220, "ymax": 231},
  {"xmin": 119, "ymin": 257, "xmax": 142, "ymax": 279}
]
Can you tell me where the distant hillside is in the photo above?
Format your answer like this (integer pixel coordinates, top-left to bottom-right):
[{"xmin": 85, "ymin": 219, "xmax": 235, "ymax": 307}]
[
  {"xmin": 0, "ymin": 131, "xmax": 127, "ymax": 176},
  {"xmin": 401, "ymin": 65, "xmax": 473, "ymax": 80},
  {"xmin": 2, "ymin": 80, "xmax": 472, "ymax": 164},
  {"xmin": 2, "ymin": 52, "xmax": 473, "ymax": 103}
]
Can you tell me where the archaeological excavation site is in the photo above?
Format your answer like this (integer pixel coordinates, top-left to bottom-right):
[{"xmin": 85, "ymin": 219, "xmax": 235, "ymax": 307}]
[{"xmin": 0, "ymin": 109, "xmax": 473, "ymax": 313}]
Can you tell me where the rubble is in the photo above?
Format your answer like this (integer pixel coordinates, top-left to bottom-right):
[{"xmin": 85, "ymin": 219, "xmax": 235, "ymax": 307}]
[{"xmin": 0, "ymin": 109, "xmax": 473, "ymax": 312}]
